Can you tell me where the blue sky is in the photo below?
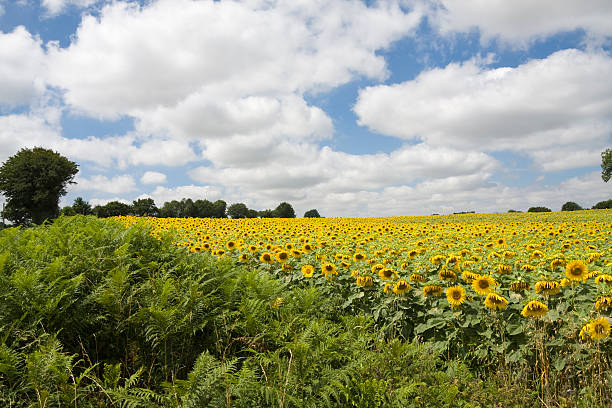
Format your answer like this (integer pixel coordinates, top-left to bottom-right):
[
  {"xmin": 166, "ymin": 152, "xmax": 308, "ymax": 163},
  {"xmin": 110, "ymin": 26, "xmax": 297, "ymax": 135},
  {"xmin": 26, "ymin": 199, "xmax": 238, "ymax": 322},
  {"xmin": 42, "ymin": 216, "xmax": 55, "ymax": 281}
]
[{"xmin": 0, "ymin": 0, "xmax": 610, "ymax": 217}]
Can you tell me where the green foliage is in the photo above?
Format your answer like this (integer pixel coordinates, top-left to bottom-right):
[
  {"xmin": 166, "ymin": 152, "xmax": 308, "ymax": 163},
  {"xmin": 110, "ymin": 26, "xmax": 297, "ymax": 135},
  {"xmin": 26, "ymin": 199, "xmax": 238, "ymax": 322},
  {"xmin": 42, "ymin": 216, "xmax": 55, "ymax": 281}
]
[
  {"xmin": 303, "ymin": 209, "xmax": 321, "ymax": 218},
  {"xmin": 72, "ymin": 197, "xmax": 93, "ymax": 215},
  {"xmin": 0, "ymin": 216, "xmax": 608, "ymax": 407},
  {"xmin": 602, "ymin": 148, "xmax": 612, "ymax": 182},
  {"xmin": 592, "ymin": 199, "xmax": 612, "ymax": 209},
  {"xmin": 561, "ymin": 201, "xmax": 583, "ymax": 211},
  {"xmin": 132, "ymin": 198, "xmax": 158, "ymax": 217},
  {"xmin": 228, "ymin": 203, "xmax": 249, "ymax": 219},
  {"xmin": 274, "ymin": 202, "xmax": 296, "ymax": 218},
  {"xmin": 93, "ymin": 200, "xmax": 132, "ymax": 217},
  {"xmin": 0, "ymin": 147, "xmax": 78, "ymax": 225},
  {"xmin": 527, "ymin": 206, "xmax": 552, "ymax": 212}
]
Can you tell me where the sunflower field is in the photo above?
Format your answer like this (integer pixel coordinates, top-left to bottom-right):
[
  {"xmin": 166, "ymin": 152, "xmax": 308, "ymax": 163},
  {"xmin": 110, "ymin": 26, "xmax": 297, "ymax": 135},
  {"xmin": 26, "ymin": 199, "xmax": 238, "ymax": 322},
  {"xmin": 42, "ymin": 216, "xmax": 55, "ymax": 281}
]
[
  {"xmin": 0, "ymin": 211, "xmax": 610, "ymax": 407},
  {"xmin": 117, "ymin": 210, "xmax": 612, "ymax": 404}
]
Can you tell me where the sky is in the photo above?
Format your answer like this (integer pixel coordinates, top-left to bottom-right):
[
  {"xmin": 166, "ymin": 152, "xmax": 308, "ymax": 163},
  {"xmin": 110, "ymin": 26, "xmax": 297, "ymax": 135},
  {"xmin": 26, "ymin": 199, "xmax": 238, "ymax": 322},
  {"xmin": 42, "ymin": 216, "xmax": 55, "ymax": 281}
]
[{"xmin": 0, "ymin": 0, "xmax": 611, "ymax": 217}]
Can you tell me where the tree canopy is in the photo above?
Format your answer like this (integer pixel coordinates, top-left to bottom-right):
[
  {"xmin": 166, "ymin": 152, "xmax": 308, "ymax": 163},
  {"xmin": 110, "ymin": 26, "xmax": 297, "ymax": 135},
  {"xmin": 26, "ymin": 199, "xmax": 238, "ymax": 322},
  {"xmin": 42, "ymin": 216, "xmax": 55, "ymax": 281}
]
[
  {"xmin": 0, "ymin": 147, "xmax": 78, "ymax": 225},
  {"xmin": 561, "ymin": 201, "xmax": 582, "ymax": 211},
  {"xmin": 602, "ymin": 148, "xmax": 612, "ymax": 182},
  {"xmin": 304, "ymin": 209, "xmax": 321, "ymax": 218},
  {"xmin": 274, "ymin": 202, "xmax": 296, "ymax": 218}
]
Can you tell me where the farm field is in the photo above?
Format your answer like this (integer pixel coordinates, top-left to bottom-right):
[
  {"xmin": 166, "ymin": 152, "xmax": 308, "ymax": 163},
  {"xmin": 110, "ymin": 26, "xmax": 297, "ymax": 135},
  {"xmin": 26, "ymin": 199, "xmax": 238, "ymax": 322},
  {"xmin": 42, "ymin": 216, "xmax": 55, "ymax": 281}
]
[{"xmin": 0, "ymin": 211, "xmax": 610, "ymax": 407}]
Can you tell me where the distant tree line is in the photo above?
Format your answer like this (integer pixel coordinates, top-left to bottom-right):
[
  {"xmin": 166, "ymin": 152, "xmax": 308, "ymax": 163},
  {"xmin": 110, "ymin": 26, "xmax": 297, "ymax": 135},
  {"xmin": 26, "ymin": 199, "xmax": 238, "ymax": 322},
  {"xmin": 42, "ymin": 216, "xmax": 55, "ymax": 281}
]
[
  {"xmin": 61, "ymin": 197, "xmax": 322, "ymax": 219},
  {"xmin": 506, "ymin": 199, "xmax": 612, "ymax": 214}
]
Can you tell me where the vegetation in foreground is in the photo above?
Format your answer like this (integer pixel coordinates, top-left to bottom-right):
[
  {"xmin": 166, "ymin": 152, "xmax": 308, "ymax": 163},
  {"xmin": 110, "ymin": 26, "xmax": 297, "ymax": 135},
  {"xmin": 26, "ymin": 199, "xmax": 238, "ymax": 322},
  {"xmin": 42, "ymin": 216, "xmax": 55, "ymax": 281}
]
[{"xmin": 0, "ymin": 215, "xmax": 610, "ymax": 407}]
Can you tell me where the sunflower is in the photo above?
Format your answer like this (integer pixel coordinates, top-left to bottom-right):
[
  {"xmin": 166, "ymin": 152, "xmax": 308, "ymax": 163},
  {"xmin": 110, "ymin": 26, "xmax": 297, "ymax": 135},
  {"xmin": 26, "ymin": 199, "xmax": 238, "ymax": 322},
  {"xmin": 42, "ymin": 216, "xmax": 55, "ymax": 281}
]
[
  {"xmin": 430, "ymin": 255, "xmax": 445, "ymax": 265},
  {"xmin": 446, "ymin": 286, "xmax": 466, "ymax": 308},
  {"xmin": 238, "ymin": 253, "xmax": 248, "ymax": 262},
  {"xmin": 595, "ymin": 296, "xmax": 612, "ymax": 311},
  {"xmin": 409, "ymin": 273, "xmax": 426, "ymax": 283},
  {"xmin": 226, "ymin": 240, "xmax": 237, "ymax": 250},
  {"xmin": 595, "ymin": 274, "xmax": 612, "ymax": 285},
  {"xmin": 275, "ymin": 251, "xmax": 289, "ymax": 263},
  {"xmin": 565, "ymin": 260, "xmax": 588, "ymax": 281},
  {"xmin": 353, "ymin": 252, "xmax": 366, "ymax": 262},
  {"xmin": 534, "ymin": 280, "xmax": 561, "ymax": 296},
  {"xmin": 496, "ymin": 264, "xmax": 512, "ymax": 274},
  {"xmin": 472, "ymin": 275, "xmax": 497, "ymax": 296},
  {"xmin": 484, "ymin": 292, "xmax": 509, "ymax": 311},
  {"xmin": 260, "ymin": 252, "xmax": 274, "ymax": 264},
  {"xmin": 291, "ymin": 249, "xmax": 302, "ymax": 258},
  {"xmin": 423, "ymin": 284, "xmax": 443, "ymax": 297},
  {"xmin": 383, "ymin": 282, "xmax": 393, "ymax": 293},
  {"xmin": 462, "ymin": 271, "xmax": 480, "ymax": 283},
  {"xmin": 322, "ymin": 263, "xmax": 338, "ymax": 277},
  {"xmin": 393, "ymin": 280, "xmax": 411, "ymax": 295},
  {"xmin": 550, "ymin": 258, "xmax": 566, "ymax": 270},
  {"xmin": 379, "ymin": 268, "xmax": 396, "ymax": 280},
  {"xmin": 371, "ymin": 263, "xmax": 384, "ymax": 273},
  {"xmin": 248, "ymin": 245, "xmax": 258, "ymax": 253},
  {"xmin": 356, "ymin": 275, "xmax": 374, "ymax": 287},
  {"xmin": 579, "ymin": 325, "xmax": 591, "ymax": 341},
  {"xmin": 439, "ymin": 268, "xmax": 457, "ymax": 281},
  {"xmin": 510, "ymin": 281, "xmax": 529, "ymax": 292},
  {"xmin": 586, "ymin": 317, "xmax": 611, "ymax": 341},
  {"xmin": 301, "ymin": 264, "xmax": 314, "ymax": 278},
  {"xmin": 302, "ymin": 243, "xmax": 313, "ymax": 253},
  {"xmin": 282, "ymin": 263, "xmax": 293, "ymax": 272},
  {"xmin": 520, "ymin": 300, "xmax": 548, "ymax": 318}
]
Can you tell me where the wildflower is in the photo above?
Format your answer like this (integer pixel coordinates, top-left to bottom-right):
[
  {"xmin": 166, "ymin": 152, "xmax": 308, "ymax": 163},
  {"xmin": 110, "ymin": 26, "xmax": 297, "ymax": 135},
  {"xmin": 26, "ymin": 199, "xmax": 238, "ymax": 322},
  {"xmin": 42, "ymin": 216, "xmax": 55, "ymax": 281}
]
[
  {"xmin": 565, "ymin": 260, "xmax": 588, "ymax": 281},
  {"xmin": 484, "ymin": 292, "xmax": 509, "ymax": 311},
  {"xmin": 446, "ymin": 286, "xmax": 466, "ymax": 308},
  {"xmin": 301, "ymin": 264, "xmax": 314, "ymax": 278},
  {"xmin": 520, "ymin": 300, "xmax": 548, "ymax": 318},
  {"xmin": 472, "ymin": 275, "xmax": 497, "ymax": 296}
]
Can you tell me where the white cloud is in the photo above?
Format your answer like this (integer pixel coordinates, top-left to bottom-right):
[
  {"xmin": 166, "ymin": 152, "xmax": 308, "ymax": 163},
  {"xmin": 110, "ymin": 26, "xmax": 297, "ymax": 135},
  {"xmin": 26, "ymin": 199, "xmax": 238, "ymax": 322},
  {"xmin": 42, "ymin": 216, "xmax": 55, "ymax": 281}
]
[
  {"xmin": 89, "ymin": 197, "xmax": 131, "ymax": 206},
  {"xmin": 140, "ymin": 171, "xmax": 167, "ymax": 185},
  {"xmin": 47, "ymin": 0, "xmax": 421, "ymax": 144},
  {"xmin": 354, "ymin": 49, "xmax": 612, "ymax": 166},
  {"xmin": 0, "ymin": 26, "xmax": 46, "ymax": 106},
  {"xmin": 42, "ymin": 0, "xmax": 100, "ymax": 16},
  {"xmin": 0, "ymin": 112, "xmax": 198, "ymax": 169},
  {"xmin": 73, "ymin": 174, "xmax": 137, "ymax": 194},
  {"xmin": 429, "ymin": 0, "xmax": 612, "ymax": 45}
]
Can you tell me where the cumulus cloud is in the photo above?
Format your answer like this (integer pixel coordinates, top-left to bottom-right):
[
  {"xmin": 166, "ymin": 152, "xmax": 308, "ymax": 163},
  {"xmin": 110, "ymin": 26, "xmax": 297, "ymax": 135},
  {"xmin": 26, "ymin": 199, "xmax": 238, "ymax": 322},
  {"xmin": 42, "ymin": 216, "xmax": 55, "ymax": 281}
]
[
  {"xmin": 0, "ymin": 112, "xmax": 198, "ymax": 169},
  {"xmin": 428, "ymin": 0, "xmax": 612, "ymax": 45},
  {"xmin": 73, "ymin": 174, "xmax": 137, "ymax": 194},
  {"xmin": 47, "ymin": 0, "xmax": 421, "ymax": 144},
  {"xmin": 0, "ymin": 26, "xmax": 46, "ymax": 107},
  {"xmin": 354, "ymin": 49, "xmax": 612, "ymax": 169},
  {"xmin": 42, "ymin": 0, "xmax": 100, "ymax": 16},
  {"xmin": 140, "ymin": 171, "xmax": 167, "ymax": 185}
]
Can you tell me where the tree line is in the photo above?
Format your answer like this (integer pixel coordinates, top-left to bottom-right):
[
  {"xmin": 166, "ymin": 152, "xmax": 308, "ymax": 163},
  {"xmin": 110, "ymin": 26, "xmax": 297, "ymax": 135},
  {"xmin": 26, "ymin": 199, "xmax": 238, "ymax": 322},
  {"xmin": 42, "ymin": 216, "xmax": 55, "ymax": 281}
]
[{"xmin": 61, "ymin": 197, "xmax": 322, "ymax": 219}]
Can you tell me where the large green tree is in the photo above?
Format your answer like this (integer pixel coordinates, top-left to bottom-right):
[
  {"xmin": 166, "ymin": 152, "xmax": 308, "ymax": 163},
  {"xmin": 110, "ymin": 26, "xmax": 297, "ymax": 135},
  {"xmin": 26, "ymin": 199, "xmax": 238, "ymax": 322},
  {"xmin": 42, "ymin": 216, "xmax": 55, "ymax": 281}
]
[
  {"xmin": 0, "ymin": 147, "xmax": 78, "ymax": 225},
  {"xmin": 227, "ymin": 203, "xmax": 249, "ymax": 218},
  {"xmin": 601, "ymin": 148, "xmax": 612, "ymax": 182},
  {"xmin": 132, "ymin": 198, "xmax": 158, "ymax": 216},
  {"xmin": 275, "ymin": 202, "xmax": 296, "ymax": 218}
]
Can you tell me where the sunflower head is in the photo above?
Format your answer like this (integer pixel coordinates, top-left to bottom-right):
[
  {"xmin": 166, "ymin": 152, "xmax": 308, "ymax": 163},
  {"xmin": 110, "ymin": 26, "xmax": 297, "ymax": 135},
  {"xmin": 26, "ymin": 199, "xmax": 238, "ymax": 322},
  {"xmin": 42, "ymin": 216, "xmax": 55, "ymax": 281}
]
[
  {"xmin": 260, "ymin": 252, "xmax": 274, "ymax": 264},
  {"xmin": 484, "ymin": 292, "xmax": 509, "ymax": 311},
  {"xmin": 393, "ymin": 280, "xmax": 411, "ymax": 295},
  {"xmin": 446, "ymin": 285, "xmax": 466, "ymax": 308},
  {"xmin": 423, "ymin": 284, "xmax": 443, "ymax": 297},
  {"xmin": 353, "ymin": 253, "xmax": 366, "ymax": 262},
  {"xmin": 275, "ymin": 251, "xmax": 289, "ymax": 263},
  {"xmin": 585, "ymin": 317, "xmax": 611, "ymax": 341},
  {"xmin": 379, "ymin": 268, "xmax": 396, "ymax": 280},
  {"xmin": 322, "ymin": 263, "xmax": 338, "ymax": 277},
  {"xmin": 520, "ymin": 300, "xmax": 548, "ymax": 318},
  {"xmin": 472, "ymin": 275, "xmax": 497, "ymax": 296},
  {"xmin": 301, "ymin": 264, "xmax": 314, "ymax": 278},
  {"xmin": 565, "ymin": 260, "xmax": 588, "ymax": 281}
]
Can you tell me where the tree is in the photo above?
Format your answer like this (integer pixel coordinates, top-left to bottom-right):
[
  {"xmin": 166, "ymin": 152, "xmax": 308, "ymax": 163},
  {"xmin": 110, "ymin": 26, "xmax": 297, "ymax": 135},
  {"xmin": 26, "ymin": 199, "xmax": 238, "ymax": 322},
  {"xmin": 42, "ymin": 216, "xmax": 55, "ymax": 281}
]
[
  {"xmin": 304, "ymin": 209, "xmax": 321, "ymax": 218},
  {"xmin": 212, "ymin": 200, "xmax": 227, "ymax": 218},
  {"xmin": 561, "ymin": 201, "xmax": 582, "ymax": 211},
  {"xmin": 258, "ymin": 209, "xmax": 276, "ymax": 218},
  {"xmin": 527, "ymin": 206, "xmax": 551, "ymax": 213},
  {"xmin": 227, "ymin": 203, "xmax": 249, "ymax": 219},
  {"xmin": 274, "ymin": 202, "xmax": 295, "ymax": 218},
  {"xmin": 0, "ymin": 147, "xmax": 78, "ymax": 225},
  {"xmin": 72, "ymin": 197, "xmax": 92, "ymax": 215},
  {"xmin": 592, "ymin": 199, "xmax": 612, "ymax": 209},
  {"xmin": 246, "ymin": 209, "xmax": 259, "ymax": 218},
  {"xmin": 194, "ymin": 199, "xmax": 214, "ymax": 218},
  {"xmin": 132, "ymin": 198, "xmax": 158, "ymax": 216},
  {"xmin": 93, "ymin": 201, "xmax": 132, "ymax": 218},
  {"xmin": 602, "ymin": 148, "xmax": 612, "ymax": 182}
]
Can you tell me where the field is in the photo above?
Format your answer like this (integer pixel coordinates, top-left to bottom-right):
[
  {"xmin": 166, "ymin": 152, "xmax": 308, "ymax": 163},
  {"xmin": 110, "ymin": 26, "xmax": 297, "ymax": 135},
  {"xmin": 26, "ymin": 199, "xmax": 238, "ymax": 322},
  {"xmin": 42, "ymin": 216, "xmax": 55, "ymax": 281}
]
[{"xmin": 0, "ymin": 211, "xmax": 611, "ymax": 407}]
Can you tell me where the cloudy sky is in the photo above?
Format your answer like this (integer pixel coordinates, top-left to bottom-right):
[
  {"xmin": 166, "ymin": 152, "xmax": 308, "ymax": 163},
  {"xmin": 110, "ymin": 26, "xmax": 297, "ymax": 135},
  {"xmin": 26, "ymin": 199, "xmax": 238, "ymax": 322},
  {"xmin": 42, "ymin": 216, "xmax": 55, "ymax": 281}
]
[{"xmin": 0, "ymin": 0, "xmax": 610, "ymax": 217}]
